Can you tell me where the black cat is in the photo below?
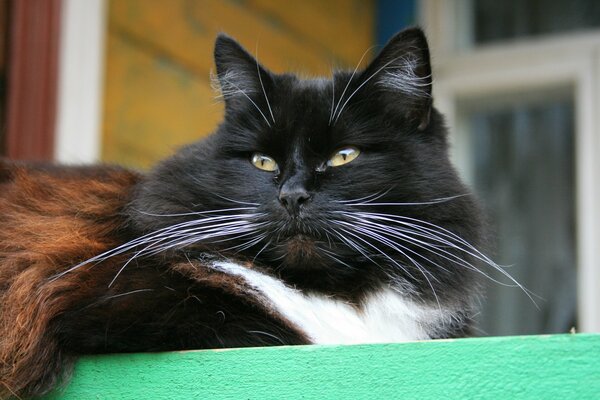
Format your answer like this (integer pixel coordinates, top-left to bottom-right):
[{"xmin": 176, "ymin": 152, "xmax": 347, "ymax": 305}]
[{"xmin": 0, "ymin": 28, "xmax": 491, "ymax": 398}]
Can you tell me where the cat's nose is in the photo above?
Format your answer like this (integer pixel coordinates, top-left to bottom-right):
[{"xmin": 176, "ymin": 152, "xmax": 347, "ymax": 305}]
[{"xmin": 279, "ymin": 188, "xmax": 311, "ymax": 216}]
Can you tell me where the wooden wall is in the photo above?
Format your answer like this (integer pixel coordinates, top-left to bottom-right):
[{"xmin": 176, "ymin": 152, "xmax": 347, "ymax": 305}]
[{"xmin": 103, "ymin": 0, "xmax": 375, "ymax": 168}]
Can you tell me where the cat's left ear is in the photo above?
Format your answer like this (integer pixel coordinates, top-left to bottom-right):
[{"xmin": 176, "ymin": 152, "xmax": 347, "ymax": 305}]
[
  {"xmin": 213, "ymin": 34, "xmax": 274, "ymax": 114},
  {"xmin": 361, "ymin": 28, "xmax": 432, "ymax": 130}
]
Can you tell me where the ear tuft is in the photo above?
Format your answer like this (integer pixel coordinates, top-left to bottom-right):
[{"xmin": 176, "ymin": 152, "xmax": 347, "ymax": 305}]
[
  {"xmin": 213, "ymin": 34, "xmax": 257, "ymax": 98},
  {"xmin": 213, "ymin": 34, "xmax": 272, "ymax": 108},
  {"xmin": 363, "ymin": 28, "xmax": 433, "ymax": 129},
  {"xmin": 376, "ymin": 51, "xmax": 431, "ymax": 100},
  {"xmin": 213, "ymin": 34, "xmax": 255, "ymax": 79},
  {"xmin": 375, "ymin": 28, "xmax": 431, "ymax": 94}
]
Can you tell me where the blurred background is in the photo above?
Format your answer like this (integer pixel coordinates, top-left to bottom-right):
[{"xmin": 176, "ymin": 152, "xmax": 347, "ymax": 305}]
[{"xmin": 0, "ymin": 0, "xmax": 598, "ymax": 337}]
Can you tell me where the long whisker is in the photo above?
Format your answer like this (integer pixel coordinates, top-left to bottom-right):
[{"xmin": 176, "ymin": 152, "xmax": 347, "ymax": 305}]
[
  {"xmin": 345, "ymin": 216, "xmax": 516, "ymax": 286},
  {"xmin": 334, "ymin": 186, "xmax": 395, "ymax": 204},
  {"xmin": 133, "ymin": 207, "xmax": 261, "ymax": 218},
  {"xmin": 255, "ymin": 44, "xmax": 275, "ymax": 124},
  {"xmin": 336, "ymin": 221, "xmax": 442, "ymax": 309},
  {"xmin": 143, "ymin": 222, "xmax": 266, "ymax": 256},
  {"xmin": 53, "ymin": 212, "xmax": 262, "ymax": 280},
  {"xmin": 365, "ymin": 220, "xmax": 534, "ymax": 295},
  {"xmin": 109, "ymin": 224, "xmax": 265, "ymax": 287},
  {"xmin": 212, "ymin": 193, "xmax": 260, "ymax": 206},
  {"xmin": 252, "ymin": 239, "xmax": 272, "ymax": 262},
  {"xmin": 333, "ymin": 55, "xmax": 415, "ymax": 124},
  {"xmin": 220, "ymin": 77, "xmax": 272, "ymax": 127},
  {"xmin": 341, "ymin": 211, "xmax": 538, "ymax": 305},
  {"xmin": 225, "ymin": 233, "xmax": 268, "ymax": 253},
  {"xmin": 329, "ymin": 67, "xmax": 336, "ymax": 124},
  {"xmin": 330, "ymin": 45, "xmax": 376, "ymax": 125},
  {"xmin": 105, "ymin": 288, "xmax": 155, "ymax": 300},
  {"xmin": 334, "ymin": 223, "xmax": 417, "ymax": 281},
  {"xmin": 324, "ymin": 227, "xmax": 377, "ymax": 263},
  {"xmin": 343, "ymin": 211, "xmax": 493, "ymax": 265},
  {"xmin": 343, "ymin": 193, "xmax": 469, "ymax": 207},
  {"xmin": 319, "ymin": 249, "xmax": 356, "ymax": 270}
]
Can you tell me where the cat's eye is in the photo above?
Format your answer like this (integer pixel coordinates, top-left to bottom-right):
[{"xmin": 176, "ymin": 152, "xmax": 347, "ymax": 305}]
[
  {"xmin": 251, "ymin": 153, "xmax": 279, "ymax": 172},
  {"xmin": 328, "ymin": 147, "xmax": 360, "ymax": 167}
]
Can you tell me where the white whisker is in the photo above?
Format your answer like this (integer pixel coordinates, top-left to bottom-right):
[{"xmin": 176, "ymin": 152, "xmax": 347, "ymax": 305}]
[
  {"xmin": 255, "ymin": 44, "xmax": 275, "ymax": 124},
  {"xmin": 334, "ymin": 223, "xmax": 417, "ymax": 281},
  {"xmin": 53, "ymin": 209, "xmax": 262, "ymax": 282},
  {"xmin": 212, "ymin": 193, "xmax": 260, "ymax": 206},
  {"xmin": 338, "ymin": 210, "xmax": 537, "ymax": 305},
  {"xmin": 108, "ymin": 223, "xmax": 265, "ymax": 287},
  {"xmin": 105, "ymin": 288, "xmax": 155, "ymax": 300},
  {"xmin": 330, "ymin": 45, "xmax": 376, "ymax": 125},
  {"xmin": 333, "ymin": 55, "xmax": 426, "ymax": 124},
  {"xmin": 344, "ymin": 193, "xmax": 469, "ymax": 207},
  {"xmin": 220, "ymin": 76, "xmax": 271, "ymax": 127},
  {"xmin": 320, "ymin": 250, "xmax": 356, "ymax": 270},
  {"xmin": 358, "ymin": 217, "xmax": 533, "ymax": 292},
  {"xmin": 334, "ymin": 186, "xmax": 395, "ymax": 204},
  {"xmin": 133, "ymin": 207, "xmax": 261, "ymax": 218},
  {"xmin": 253, "ymin": 239, "xmax": 272, "ymax": 262},
  {"xmin": 329, "ymin": 67, "xmax": 336, "ymax": 124},
  {"xmin": 248, "ymin": 330, "xmax": 285, "ymax": 345}
]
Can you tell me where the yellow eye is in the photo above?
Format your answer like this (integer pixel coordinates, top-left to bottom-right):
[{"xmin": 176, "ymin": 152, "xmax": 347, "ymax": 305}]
[
  {"xmin": 251, "ymin": 153, "xmax": 278, "ymax": 172},
  {"xmin": 328, "ymin": 147, "xmax": 360, "ymax": 167}
]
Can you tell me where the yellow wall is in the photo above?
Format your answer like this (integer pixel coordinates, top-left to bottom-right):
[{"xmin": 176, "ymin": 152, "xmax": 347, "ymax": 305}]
[{"xmin": 102, "ymin": 0, "xmax": 375, "ymax": 168}]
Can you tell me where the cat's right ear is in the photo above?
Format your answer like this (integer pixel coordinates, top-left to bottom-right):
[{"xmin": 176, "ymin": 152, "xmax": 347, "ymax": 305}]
[{"xmin": 213, "ymin": 34, "xmax": 274, "ymax": 114}]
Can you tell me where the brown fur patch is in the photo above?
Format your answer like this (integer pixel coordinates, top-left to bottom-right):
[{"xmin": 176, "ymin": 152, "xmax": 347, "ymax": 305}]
[{"xmin": 0, "ymin": 159, "xmax": 140, "ymax": 398}]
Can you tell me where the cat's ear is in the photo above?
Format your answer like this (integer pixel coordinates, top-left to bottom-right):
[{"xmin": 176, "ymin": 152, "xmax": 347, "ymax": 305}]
[
  {"xmin": 213, "ymin": 34, "xmax": 274, "ymax": 115},
  {"xmin": 361, "ymin": 28, "xmax": 432, "ymax": 130}
]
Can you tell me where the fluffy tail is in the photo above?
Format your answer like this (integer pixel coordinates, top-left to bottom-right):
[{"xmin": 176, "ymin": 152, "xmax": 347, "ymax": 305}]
[{"xmin": 0, "ymin": 159, "xmax": 139, "ymax": 398}]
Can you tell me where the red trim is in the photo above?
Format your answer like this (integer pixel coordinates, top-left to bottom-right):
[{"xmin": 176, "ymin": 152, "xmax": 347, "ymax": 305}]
[{"xmin": 6, "ymin": 0, "xmax": 61, "ymax": 160}]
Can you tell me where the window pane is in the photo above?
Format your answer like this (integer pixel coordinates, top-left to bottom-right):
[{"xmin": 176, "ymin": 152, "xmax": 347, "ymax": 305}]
[
  {"xmin": 458, "ymin": 90, "xmax": 577, "ymax": 336},
  {"xmin": 473, "ymin": 0, "xmax": 600, "ymax": 45}
]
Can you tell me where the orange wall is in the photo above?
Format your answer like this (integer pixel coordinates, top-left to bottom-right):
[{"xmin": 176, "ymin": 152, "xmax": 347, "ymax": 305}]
[{"xmin": 102, "ymin": 0, "xmax": 375, "ymax": 168}]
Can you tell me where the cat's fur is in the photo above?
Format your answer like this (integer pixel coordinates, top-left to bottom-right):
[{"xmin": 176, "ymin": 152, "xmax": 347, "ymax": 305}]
[{"xmin": 0, "ymin": 28, "xmax": 486, "ymax": 398}]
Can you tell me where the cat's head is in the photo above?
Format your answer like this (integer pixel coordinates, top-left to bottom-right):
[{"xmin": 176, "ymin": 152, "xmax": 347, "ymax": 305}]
[{"xmin": 131, "ymin": 28, "xmax": 483, "ymax": 302}]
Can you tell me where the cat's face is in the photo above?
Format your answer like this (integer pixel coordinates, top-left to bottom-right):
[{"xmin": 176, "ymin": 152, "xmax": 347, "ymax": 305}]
[{"xmin": 131, "ymin": 29, "xmax": 483, "ymax": 300}]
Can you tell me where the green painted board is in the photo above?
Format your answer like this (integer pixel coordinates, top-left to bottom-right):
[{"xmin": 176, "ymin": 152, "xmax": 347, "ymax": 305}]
[{"xmin": 44, "ymin": 334, "xmax": 599, "ymax": 399}]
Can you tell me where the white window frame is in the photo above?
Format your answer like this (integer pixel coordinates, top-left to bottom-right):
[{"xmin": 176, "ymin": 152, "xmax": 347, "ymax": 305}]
[
  {"xmin": 421, "ymin": 0, "xmax": 600, "ymax": 333},
  {"xmin": 54, "ymin": 0, "xmax": 107, "ymax": 164}
]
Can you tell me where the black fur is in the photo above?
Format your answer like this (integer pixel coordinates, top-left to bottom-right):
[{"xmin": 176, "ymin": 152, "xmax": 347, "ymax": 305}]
[{"xmin": 130, "ymin": 28, "xmax": 484, "ymax": 307}]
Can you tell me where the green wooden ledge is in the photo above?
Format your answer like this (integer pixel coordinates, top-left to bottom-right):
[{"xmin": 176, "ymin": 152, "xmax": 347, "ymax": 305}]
[{"xmin": 44, "ymin": 334, "xmax": 599, "ymax": 399}]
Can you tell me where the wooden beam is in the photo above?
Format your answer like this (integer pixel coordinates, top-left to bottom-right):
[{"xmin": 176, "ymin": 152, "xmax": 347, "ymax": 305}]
[
  {"xmin": 6, "ymin": 0, "xmax": 61, "ymax": 160},
  {"xmin": 43, "ymin": 334, "xmax": 600, "ymax": 399}
]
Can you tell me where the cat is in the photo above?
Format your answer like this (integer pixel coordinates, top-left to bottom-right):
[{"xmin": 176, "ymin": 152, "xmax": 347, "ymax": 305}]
[{"xmin": 0, "ymin": 28, "xmax": 492, "ymax": 398}]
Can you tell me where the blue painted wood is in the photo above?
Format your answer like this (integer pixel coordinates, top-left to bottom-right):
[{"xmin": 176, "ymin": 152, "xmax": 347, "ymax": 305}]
[{"xmin": 377, "ymin": 0, "xmax": 416, "ymax": 45}]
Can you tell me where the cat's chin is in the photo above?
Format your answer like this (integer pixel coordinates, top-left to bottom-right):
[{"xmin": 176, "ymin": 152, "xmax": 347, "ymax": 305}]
[
  {"xmin": 258, "ymin": 234, "xmax": 331, "ymax": 271},
  {"xmin": 282, "ymin": 235, "xmax": 322, "ymax": 263},
  {"xmin": 268, "ymin": 234, "xmax": 350, "ymax": 273}
]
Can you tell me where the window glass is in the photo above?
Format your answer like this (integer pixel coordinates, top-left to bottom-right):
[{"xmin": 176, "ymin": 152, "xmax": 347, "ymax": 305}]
[
  {"xmin": 458, "ymin": 90, "xmax": 577, "ymax": 335},
  {"xmin": 473, "ymin": 0, "xmax": 600, "ymax": 45}
]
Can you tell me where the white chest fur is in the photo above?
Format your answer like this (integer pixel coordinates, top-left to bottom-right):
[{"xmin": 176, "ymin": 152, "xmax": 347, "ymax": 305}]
[{"xmin": 211, "ymin": 261, "xmax": 450, "ymax": 344}]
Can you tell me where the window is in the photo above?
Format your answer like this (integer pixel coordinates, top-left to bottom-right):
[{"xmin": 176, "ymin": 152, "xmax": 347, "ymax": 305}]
[
  {"xmin": 422, "ymin": 0, "xmax": 600, "ymax": 335},
  {"xmin": 460, "ymin": 89, "xmax": 576, "ymax": 335}
]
